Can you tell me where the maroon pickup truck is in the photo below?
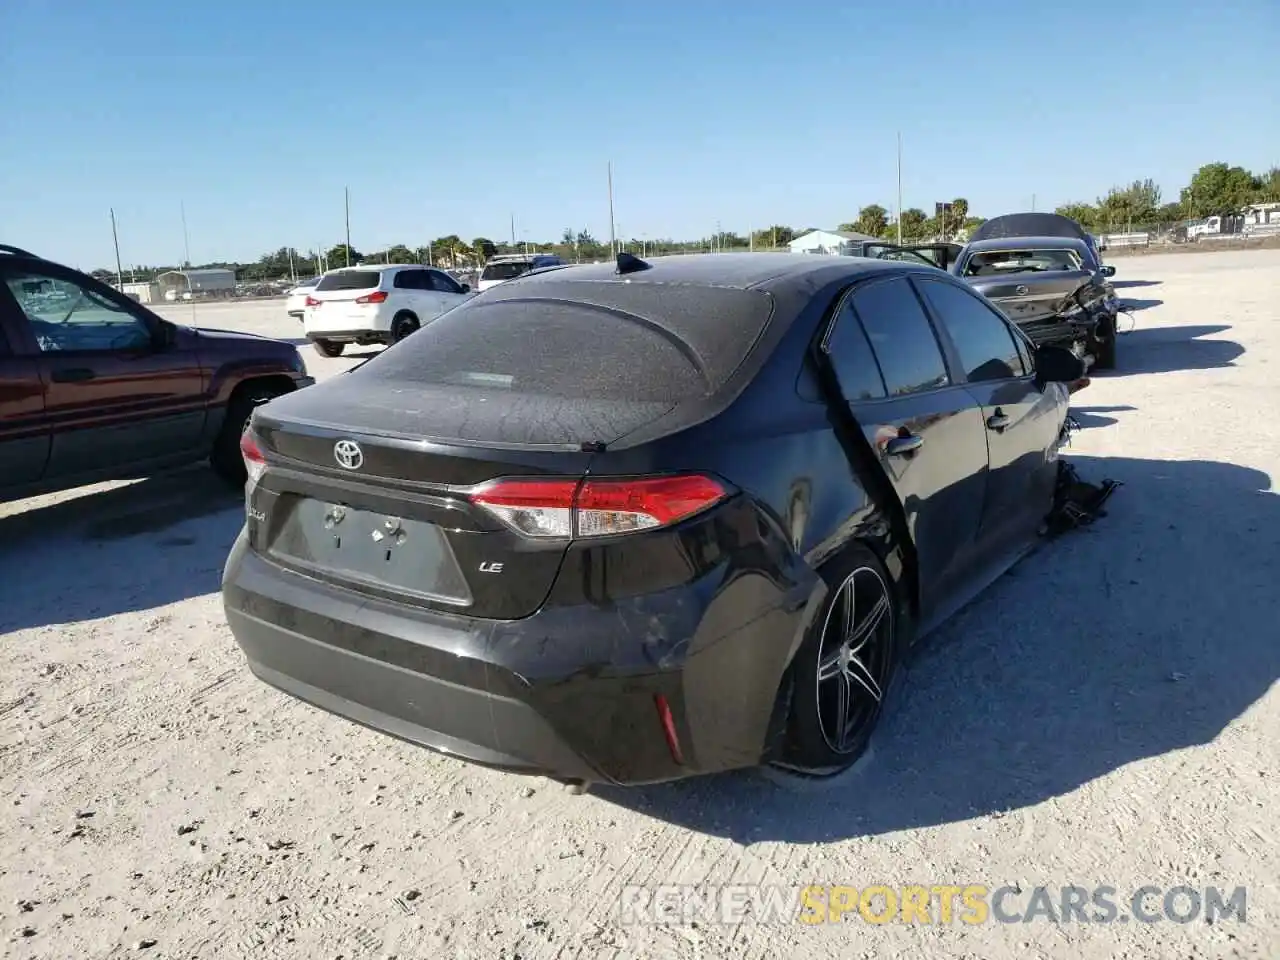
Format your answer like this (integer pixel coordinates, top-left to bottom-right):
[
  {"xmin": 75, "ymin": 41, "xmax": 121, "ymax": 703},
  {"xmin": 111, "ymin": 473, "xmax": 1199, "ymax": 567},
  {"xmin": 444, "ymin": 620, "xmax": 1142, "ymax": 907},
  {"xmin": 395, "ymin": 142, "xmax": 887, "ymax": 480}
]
[{"xmin": 0, "ymin": 244, "xmax": 314, "ymax": 501}]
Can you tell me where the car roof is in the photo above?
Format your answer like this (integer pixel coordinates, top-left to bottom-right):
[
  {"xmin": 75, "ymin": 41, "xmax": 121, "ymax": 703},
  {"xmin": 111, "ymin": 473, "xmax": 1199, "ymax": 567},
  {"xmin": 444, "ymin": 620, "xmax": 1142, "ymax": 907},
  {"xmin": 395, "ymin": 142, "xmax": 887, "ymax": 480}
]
[
  {"xmin": 963, "ymin": 236, "xmax": 1086, "ymax": 252},
  {"xmin": 513, "ymin": 252, "xmax": 919, "ymax": 293}
]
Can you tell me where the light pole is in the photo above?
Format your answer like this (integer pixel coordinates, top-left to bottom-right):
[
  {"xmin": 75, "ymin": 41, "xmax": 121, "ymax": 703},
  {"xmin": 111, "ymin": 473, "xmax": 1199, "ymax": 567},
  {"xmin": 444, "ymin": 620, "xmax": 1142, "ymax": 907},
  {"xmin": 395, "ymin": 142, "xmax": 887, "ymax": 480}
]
[{"xmin": 607, "ymin": 161, "xmax": 617, "ymax": 256}]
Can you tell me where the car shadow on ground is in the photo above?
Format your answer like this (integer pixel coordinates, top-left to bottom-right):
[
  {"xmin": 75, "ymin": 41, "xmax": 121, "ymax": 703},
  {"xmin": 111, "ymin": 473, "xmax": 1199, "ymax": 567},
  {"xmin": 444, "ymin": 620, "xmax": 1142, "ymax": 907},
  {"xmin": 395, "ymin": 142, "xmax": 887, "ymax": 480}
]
[
  {"xmin": 1111, "ymin": 279, "xmax": 1162, "ymax": 289},
  {"xmin": 1108, "ymin": 323, "xmax": 1243, "ymax": 376},
  {"xmin": 1121, "ymin": 298, "xmax": 1164, "ymax": 311},
  {"xmin": 1069, "ymin": 405, "xmax": 1137, "ymax": 429},
  {"xmin": 0, "ymin": 467, "xmax": 244, "ymax": 632},
  {"xmin": 596, "ymin": 454, "xmax": 1280, "ymax": 842}
]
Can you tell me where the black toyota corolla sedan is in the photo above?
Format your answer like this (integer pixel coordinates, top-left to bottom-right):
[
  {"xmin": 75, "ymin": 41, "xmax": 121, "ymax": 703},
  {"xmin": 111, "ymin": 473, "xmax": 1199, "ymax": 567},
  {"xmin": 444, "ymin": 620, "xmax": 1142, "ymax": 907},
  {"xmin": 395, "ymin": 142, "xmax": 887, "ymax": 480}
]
[{"xmin": 222, "ymin": 253, "xmax": 1085, "ymax": 786}]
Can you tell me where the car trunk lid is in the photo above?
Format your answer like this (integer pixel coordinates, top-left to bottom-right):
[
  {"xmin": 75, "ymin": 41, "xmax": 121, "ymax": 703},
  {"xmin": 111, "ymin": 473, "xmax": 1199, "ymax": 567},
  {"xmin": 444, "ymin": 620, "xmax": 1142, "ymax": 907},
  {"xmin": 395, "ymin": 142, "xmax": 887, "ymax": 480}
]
[
  {"xmin": 247, "ymin": 404, "xmax": 600, "ymax": 620},
  {"xmin": 965, "ymin": 270, "xmax": 1092, "ymax": 325}
]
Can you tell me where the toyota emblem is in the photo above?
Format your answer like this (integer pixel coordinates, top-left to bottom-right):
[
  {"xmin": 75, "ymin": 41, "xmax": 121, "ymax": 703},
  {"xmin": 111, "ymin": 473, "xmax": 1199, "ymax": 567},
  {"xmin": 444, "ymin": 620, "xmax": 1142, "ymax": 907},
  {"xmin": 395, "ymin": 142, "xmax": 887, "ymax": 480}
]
[
  {"xmin": 1015, "ymin": 284, "xmax": 1029, "ymax": 296},
  {"xmin": 333, "ymin": 439, "xmax": 364, "ymax": 470}
]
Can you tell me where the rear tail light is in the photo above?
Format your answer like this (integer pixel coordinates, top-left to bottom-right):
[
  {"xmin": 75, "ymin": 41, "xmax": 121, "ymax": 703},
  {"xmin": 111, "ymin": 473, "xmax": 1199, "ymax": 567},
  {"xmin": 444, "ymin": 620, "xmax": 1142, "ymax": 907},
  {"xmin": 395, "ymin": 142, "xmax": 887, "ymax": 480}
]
[
  {"xmin": 471, "ymin": 474, "xmax": 728, "ymax": 539},
  {"xmin": 355, "ymin": 290, "xmax": 389, "ymax": 304},
  {"xmin": 240, "ymin": 430, "xmax": 266, "ymax": 486},
  {"xmin": 305, "ymin": 295, "xmax": 322, "ymax": 307}
]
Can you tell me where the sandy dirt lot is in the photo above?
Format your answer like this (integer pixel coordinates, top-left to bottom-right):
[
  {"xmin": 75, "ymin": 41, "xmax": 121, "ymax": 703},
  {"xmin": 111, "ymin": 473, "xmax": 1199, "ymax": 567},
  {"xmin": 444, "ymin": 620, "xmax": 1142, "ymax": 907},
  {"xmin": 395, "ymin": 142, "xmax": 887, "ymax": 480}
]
[{"xmin": 2, "ymin": 252, "xmax": 1278, "ymax": 959}]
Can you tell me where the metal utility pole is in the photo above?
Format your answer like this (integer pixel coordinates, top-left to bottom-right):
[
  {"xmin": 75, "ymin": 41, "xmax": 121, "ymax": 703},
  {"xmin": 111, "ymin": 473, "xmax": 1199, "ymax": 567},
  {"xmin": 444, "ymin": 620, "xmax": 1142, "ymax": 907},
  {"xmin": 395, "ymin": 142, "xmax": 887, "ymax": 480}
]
[
  {"xmin": 1031, "ymin": 193, "xmax": 1036, "ymax": 212},
  {"xmin": 288, "ymin": 247, "xmax": 296, "ymax": 282},
  {"xmin": 109, "ymin": 208, "xmax": 124, "ymax": 288},
  {"xmin": 896, "ymin": 132, "xmax": 904, "ymax": 245},
  {"xmin": 749, "ymin": 224, "xmax": 754, "ymax": 252},
  {"xmin": 607, "ymin": 161, "xmax": 617, "ymax": 256},
  {"xmin": 344, "ymin": 188, "xmax": 352, "ymax": 265},
  {"xmin": 180, "ymin": 201, "xmax": 196, "ymax": 326},
  {"xmin": 510, "ymin": 214, "xmax": 515, "ymax": 247}
]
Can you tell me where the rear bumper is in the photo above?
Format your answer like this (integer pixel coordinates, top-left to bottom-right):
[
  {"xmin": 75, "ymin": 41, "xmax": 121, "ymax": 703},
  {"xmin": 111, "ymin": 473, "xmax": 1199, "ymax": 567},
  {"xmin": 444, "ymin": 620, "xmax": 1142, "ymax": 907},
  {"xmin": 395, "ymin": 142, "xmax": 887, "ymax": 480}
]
[
  {"xmin": 221, "ymin": 519, "xmax": 815, "ymax": 785},
  {"xmin": 303, "ymin": 329, "xmax": 391, "ymax": 344}
]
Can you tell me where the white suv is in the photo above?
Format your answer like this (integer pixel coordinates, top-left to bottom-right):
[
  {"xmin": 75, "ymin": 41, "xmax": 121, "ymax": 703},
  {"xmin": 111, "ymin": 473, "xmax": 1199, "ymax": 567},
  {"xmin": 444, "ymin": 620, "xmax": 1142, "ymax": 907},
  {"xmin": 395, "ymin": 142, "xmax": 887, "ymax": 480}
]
[{"xmin": 301, "ymin": 264, "xmax": 472, "ymax": 357}]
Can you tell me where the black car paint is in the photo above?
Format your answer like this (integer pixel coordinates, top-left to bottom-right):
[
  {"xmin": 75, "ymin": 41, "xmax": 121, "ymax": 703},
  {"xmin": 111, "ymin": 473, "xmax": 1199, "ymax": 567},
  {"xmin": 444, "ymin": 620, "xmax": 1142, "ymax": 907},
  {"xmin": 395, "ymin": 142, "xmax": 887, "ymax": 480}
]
[{"xmin": 222, "ymin": 254, "xmax": 1071, "ymax": 785}]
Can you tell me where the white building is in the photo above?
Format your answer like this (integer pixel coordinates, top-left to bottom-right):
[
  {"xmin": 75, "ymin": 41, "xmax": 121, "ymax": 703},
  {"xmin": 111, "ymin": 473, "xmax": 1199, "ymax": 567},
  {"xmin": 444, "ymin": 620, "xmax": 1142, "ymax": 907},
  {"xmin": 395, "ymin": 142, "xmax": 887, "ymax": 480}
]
[
  {"xmin": 788, "ymin": 229, "xmax": 880, "ymax": 255},
  {"xmin": 118, "ymin": 280, "xmax": 161, "ymax": 303}
]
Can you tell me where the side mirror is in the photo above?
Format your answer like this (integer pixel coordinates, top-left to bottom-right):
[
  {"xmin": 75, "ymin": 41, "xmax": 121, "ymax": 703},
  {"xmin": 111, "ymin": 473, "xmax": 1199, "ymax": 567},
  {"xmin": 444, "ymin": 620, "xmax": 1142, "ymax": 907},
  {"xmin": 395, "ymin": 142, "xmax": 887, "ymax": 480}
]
[
  {"xmin": 461, "ymin": 283, "xmax": 471, "ymax": 293},
  {"xmin": 1034, "ymin": 344, "xmax": 1087, "ymax": 383},
  {"xmin": 1100, "ymin": 265, "xmax": 1116, "ymax": 278}
]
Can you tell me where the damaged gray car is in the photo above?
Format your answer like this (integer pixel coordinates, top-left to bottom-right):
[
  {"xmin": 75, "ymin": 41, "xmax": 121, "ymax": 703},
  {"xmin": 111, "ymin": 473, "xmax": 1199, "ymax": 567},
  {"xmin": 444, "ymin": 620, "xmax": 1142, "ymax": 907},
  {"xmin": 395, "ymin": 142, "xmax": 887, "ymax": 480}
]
[{"xmin": 954, "ymin": 213, "xmax": 1121, "ymax": 371}]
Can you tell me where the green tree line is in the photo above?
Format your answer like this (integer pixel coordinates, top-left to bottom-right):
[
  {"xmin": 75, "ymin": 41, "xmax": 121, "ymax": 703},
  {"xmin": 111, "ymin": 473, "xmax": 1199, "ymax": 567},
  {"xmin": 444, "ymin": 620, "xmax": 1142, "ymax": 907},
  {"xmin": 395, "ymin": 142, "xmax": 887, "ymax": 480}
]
[
  {"xmin": 92, "ymin": 161, "xmax": 1279, "ymax": 283},
  {"xmin": 1055, "ymin": 162, "xmax": 1280, "ymax": 232}
]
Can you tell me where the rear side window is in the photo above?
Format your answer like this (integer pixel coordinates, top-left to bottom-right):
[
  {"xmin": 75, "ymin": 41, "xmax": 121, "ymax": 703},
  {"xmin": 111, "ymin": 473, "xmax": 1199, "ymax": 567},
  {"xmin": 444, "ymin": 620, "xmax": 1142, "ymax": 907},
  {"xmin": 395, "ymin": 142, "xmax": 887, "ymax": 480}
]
[
  {"xmin": 428, "ymin": 270, "xmax": 463, "ymax": 294},
  {"xmin": 849, "ymin": 278, "xmax": 949, "ymax": 396},
  {"xmin": 917, "ymin": 279, "xmax": 1025, "ymax": 382},
  {"xmin": 357, "ymin": 282, "xmax": 775, "ymax": 403},
  {"xmin": 824, "ymin": 297, "xmax": 887, "ymax": 401},
  {"xmin": 480, "ymin": 261, "xmax": 531, "ymax": 282},
  {"xmin": 393, "ymin": 270, "xmax": 428, "ymax": 290},
  {"xmin": 316, "ymin": 270, "xmax": 381, "ymax": 292}
]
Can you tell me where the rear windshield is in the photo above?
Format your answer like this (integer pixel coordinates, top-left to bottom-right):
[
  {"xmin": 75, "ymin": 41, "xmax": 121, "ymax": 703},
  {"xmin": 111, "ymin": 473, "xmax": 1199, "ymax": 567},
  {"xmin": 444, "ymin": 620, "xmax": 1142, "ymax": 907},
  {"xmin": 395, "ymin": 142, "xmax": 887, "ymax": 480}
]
[
  {"xmin": 480, "ymin": 261, "xmax": 532, "ymax": 282},
  {"xmin": 962, "ymin": 249, "xmax": 1081, "ymax": 276},
  {"xmin": 316, "ymin": 270, "xmax": 381, "ymax": 292},
  {"xmin": 355, "ymin": 281, "xmax": 775, "ymax": 403}
]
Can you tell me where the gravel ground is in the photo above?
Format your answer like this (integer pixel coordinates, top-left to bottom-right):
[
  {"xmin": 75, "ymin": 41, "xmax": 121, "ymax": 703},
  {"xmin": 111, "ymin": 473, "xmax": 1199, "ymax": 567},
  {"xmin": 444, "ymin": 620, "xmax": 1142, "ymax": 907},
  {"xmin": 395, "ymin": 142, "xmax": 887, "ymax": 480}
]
[{"xmin": 2, "ymin": 252, "xmax": 1277, "ymax": 959}]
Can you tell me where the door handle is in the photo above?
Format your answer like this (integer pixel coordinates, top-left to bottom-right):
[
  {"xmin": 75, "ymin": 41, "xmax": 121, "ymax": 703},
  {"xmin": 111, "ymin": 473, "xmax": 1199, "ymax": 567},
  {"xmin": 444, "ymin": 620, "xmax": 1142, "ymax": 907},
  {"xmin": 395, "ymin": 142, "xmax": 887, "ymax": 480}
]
[
  {"xmin": 886, "ymin": 434, "xmax": 924, "ymax": 456},
  {"xmin": 986, "ymin": 410, "xmax": 1011, "ymax": 431},
  {"xmin": 51, "ymin": 367, "xmax": 96, "ymax": 383}
]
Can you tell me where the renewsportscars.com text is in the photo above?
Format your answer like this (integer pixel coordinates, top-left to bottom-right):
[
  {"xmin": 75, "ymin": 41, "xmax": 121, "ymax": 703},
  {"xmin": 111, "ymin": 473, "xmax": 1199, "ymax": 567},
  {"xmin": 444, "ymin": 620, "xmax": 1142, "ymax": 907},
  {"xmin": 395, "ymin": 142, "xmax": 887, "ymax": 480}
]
[{"xmin": 619, "ymin": 883, "xmax": 1247, "ymax": 926}]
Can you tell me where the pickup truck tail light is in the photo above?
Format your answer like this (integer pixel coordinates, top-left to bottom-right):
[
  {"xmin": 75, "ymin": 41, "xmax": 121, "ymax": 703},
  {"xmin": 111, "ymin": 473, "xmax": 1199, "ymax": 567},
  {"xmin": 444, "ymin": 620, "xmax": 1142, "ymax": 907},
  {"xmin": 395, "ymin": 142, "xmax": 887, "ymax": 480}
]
[{"xmin": 355, "ymin": 291, "xmax": 389, "ymax": 305}]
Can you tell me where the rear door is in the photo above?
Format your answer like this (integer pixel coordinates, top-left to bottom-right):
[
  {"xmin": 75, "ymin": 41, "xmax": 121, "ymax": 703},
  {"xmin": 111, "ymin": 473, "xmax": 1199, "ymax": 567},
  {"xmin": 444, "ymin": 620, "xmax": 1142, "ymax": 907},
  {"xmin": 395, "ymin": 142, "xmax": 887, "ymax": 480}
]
[
  {"xmin": 426, "ymin": 269, "xmax": 468, "ymax": 318},
  {"xmin": 307, "ymin": 269, "xmax": 384, "ymax": 332},
  {"xmin": 0, "ymin": 309, "xmax": 48, "ymax": 490},
  {"xmin": 819, "ymin": 275, "xmax": 988, "ymax": 622},
  {"xmin": 914, "ymin": 276, "xmax": 1063, "ymax": 551},
  {"xmin": 0, "ymin": 262, "xmax": 205, "ymax": 479}
]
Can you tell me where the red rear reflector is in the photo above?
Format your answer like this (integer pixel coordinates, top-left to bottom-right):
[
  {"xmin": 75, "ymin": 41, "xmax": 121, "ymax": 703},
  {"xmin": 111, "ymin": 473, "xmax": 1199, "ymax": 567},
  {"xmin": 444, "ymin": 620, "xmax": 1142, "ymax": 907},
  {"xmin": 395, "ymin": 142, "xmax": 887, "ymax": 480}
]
[
  {"xmin": 305, "ymin": 295, "xmax": 322, "ymax": 307},
  {"xmin": 654, "ymin": 694, "xmax": 684, "ymax": 765},
  {"xmin": 471, "ymin": 474, "xmax": 727, "ymax": 539},
  {"xmin": 356, "ymin": 290, "xmax": 389, "ymax": 304}
]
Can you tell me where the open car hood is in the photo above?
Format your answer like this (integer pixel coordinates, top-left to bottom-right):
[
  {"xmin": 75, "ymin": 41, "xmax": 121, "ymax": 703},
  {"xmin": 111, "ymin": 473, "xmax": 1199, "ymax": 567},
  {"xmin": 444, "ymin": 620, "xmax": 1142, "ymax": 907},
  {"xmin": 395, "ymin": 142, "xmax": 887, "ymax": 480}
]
[{"xmin": 970, "ymin": 213, "xmax": 1090, "ymax": 243}]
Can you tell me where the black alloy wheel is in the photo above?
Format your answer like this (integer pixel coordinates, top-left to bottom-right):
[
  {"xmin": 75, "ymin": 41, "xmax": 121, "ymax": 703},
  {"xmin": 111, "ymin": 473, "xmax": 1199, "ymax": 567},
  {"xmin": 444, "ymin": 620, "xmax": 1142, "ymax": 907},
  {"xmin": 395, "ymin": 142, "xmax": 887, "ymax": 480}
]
[
  {"xmin": 814, "ymin": 565, "xmax": 895, "ymax": 754},
  {"xmin": 779, "ymin": 545, "xmax": 899, "ymax": 775}
]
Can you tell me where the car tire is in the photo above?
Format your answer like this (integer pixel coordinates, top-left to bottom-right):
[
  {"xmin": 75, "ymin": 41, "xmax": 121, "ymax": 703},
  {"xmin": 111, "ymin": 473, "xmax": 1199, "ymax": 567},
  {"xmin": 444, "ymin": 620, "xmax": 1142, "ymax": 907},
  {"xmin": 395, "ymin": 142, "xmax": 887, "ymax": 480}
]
[
  {"xmin": 390, "ymin": 311, "xmax": 420, "ymax": 343},
  {"xmin": 775, "ymin": 543, "xmax": 902, "ymax": 776},
  {"xmin": 313, "ymin": 339, "xmax": 344, "ymax": 357},
  {"xmin": 1090, "ymin": 320, "xmax": 1117, "ymax": 370},
  {"xmin": 210, "ymin": 384, "xmax": 286, "ymax": 486}
]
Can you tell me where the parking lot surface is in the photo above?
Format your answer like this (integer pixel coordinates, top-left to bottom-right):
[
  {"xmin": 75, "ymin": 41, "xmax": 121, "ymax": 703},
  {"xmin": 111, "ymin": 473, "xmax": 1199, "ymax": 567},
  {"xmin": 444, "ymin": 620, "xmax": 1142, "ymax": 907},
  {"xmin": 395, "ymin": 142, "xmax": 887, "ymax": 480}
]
[{"xmin": 2, "ymin": 251, "xmax": 1278, "ymax": 959}]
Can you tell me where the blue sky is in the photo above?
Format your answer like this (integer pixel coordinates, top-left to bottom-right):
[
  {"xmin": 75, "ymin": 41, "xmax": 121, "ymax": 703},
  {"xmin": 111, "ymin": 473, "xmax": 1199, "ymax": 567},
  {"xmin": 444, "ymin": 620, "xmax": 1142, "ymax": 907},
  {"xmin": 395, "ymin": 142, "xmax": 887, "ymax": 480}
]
[{"xmin": 2, "ymin": 0, "xmax": 1276, "ymax": 269}]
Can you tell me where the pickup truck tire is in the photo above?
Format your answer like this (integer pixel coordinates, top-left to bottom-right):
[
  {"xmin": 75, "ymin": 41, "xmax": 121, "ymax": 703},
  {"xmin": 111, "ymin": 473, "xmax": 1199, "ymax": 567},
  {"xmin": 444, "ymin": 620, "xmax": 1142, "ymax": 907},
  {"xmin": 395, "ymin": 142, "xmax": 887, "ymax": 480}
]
[
  {"xmin": 313, "ymin": 339, "xmax": 345, "ymax": 357},
  {"xmin": 211, "ymin": 384, "xmax": 287, "ymax": 486}
]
